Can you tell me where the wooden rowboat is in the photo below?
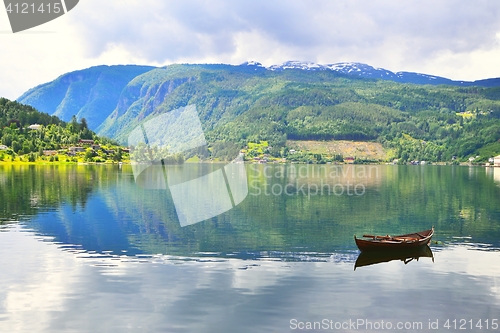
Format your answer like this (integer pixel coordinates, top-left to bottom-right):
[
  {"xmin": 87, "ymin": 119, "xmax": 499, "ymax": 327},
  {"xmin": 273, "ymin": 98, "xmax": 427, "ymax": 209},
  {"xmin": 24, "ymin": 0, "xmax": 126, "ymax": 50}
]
[{"xmin": 354, "ymin": 227, "xmax": 434, "ymax": 252}]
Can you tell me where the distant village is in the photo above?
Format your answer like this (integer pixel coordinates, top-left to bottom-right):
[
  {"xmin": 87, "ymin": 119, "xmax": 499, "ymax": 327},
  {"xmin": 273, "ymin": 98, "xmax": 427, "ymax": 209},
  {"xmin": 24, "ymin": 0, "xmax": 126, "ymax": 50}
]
[
  {"xmin": 36, "ymin": 139, "xmax": 129, "ymax": 157},
  {"xmin": 0, "ymin": 122, "xmax": 128, "ymax": 163},
  {"xmin": 2, "ymin": 124, "xmax": 500, "ymax": 166},
  {"xmin": 241, "ymin": 140, "xmax": 500, "ymax": 166}
]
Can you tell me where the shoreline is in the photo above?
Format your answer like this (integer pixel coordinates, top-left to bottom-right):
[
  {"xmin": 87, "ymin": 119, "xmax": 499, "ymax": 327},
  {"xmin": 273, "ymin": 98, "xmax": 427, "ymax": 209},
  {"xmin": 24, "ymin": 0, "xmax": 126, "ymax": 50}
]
[
  {"xmin": 0, "ymin": 160, "xmax": 493, "ymax": 167},
  {"xmin": 0, "ymin": 161, "xmax": 125, "ymax": 166}
]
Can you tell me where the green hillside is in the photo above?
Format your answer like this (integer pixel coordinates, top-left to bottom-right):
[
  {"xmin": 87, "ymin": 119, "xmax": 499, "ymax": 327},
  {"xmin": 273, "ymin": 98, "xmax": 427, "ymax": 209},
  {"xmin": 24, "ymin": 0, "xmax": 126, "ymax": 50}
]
[
  {"xmin": 17, "ymin": 65, "xmax": 156, "ymax": 130},
  {"xmin": 0, "ymin": 98, "xmax": 125, "ymax": 163},
  {"xmin": 97, "ymin": 64, "xmax": 500, "ymax": 163},
  {"xmin": 15, "ymin": 64, "xmax": 500, "ymax": 163}
]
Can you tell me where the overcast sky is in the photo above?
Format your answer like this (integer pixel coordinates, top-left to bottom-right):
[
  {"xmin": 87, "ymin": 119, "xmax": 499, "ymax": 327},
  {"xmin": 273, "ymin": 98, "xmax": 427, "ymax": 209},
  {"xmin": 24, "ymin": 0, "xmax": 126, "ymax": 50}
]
[{"xmin": 1, "ymin": 0, "xmax": 500, "ymax": 100}]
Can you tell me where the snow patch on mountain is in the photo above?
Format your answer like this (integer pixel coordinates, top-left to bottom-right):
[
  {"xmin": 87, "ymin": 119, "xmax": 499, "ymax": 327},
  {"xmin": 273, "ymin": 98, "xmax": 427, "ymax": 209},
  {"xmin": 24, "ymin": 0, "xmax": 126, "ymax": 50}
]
[
  {"xmin": 324, "ymin": 62, "xmax": 400, "ymax": 79},
  {"xmin": 267, "ymin": 61, "xmax": 328, "ymax": 71},
  {"xmin": 240, "ymin": 61, "xmax": 264, "ymax": 67},
  {"xmin": 236, "ymin": 60, "xmax": 500, "ymax": 87},
  {"xmin": 266, "ymin": 61, "xmax": 403, "ymax": 80}
]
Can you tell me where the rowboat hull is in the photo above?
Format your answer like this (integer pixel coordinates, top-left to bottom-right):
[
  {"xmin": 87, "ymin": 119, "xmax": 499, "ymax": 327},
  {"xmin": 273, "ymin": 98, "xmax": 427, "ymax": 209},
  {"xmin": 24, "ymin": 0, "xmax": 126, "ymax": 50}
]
[{"xmin": 354, "ymin": 227, "xmax": 434, "ymax": 252}]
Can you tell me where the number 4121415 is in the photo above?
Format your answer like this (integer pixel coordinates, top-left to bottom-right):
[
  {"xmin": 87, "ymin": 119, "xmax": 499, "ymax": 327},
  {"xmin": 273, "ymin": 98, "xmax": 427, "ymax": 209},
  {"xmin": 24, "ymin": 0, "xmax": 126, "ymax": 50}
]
[
  {"xmin": 5, "ymin": 2, "xmax": 62, "ymax": 14},
  {"xmin": 443, "ymin": 319, "xmax": 498, "ymax": 330}
]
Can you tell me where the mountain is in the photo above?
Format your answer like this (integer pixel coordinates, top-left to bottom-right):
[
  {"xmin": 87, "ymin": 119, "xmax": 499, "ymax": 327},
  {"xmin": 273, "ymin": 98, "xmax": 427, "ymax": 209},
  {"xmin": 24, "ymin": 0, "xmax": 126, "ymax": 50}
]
[
  {"xmin": 15, "ymin": 62, "xmax": 500, "ymax": 162},
  {"xmin": 269, "ymin": 61, "xmax": 500, "ymax": 87},
  {"xmin": 17, "ymin": 62, "xmax": 500, "ymax": 133},
  {"xmin": 17, "ymin": 65, "xmax": 156, "ymax": 130},
  {"xmin": 97, "ymin": 63, "xmax": 500, "ymax": 161}
]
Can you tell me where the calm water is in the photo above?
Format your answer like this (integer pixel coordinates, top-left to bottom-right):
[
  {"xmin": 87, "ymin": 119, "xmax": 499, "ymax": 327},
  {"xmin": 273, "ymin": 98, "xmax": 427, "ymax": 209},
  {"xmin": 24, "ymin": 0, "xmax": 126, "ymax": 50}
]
[{"xmin": 1, "ymin": 164, "xmax": 500, "ymax": 332}]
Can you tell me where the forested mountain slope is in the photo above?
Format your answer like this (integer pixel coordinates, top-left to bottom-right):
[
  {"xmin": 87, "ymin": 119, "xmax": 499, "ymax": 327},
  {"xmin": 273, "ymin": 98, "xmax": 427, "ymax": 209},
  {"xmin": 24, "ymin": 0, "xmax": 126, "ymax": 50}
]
[
  {"xmin": 15, "ymin": 63, "xmax": 500, "ymax": 162},
  {"xmin": 17, "ymin": 65, "xmax": 156, "ymax": 130}
]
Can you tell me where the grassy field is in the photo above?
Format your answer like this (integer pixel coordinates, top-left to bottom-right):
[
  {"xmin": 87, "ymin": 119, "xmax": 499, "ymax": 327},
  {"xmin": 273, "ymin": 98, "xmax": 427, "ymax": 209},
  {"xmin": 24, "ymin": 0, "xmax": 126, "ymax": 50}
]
[{"xmin": 286, "ymin": 140, "xmax": 390, "ymax": 161}]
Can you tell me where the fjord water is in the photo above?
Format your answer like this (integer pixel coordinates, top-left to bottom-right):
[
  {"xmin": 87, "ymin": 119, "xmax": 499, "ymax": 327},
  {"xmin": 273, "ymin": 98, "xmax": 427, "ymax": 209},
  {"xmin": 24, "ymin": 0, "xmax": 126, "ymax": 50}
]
[{"xmin": 1, "ymin": 164, "xmax": 499, "ymax": 332}]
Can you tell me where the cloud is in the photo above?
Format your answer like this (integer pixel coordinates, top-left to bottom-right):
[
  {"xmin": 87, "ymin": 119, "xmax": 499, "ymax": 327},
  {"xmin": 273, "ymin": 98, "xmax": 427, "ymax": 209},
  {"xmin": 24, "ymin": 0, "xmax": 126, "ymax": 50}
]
[
  {"xmin": 69, "ymin": 1, "xmax": 251, "ymax": 62},
  {"xmin": 68, "ymin": 0, "xmax": 500, "ymax": 66},
  {"xmin": 2, "ymin": 0, "xmax": 500, "ymax": 99}
]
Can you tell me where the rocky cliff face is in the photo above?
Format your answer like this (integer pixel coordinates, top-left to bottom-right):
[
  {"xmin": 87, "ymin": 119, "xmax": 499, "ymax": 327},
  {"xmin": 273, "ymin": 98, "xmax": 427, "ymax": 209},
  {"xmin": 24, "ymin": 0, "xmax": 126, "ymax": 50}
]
[{"xmin": 17, "ymin": 65, "xmax": 156, "ymax": 130}]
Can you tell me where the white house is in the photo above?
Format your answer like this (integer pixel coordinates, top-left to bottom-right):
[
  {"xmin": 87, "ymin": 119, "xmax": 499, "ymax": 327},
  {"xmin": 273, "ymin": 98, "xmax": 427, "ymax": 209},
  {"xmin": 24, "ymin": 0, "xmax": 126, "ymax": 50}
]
[
  {"xmin": 0, "ymin": 145, "xmax": 7, "ymax": 150},
  {"xmin": 494, "ymin": 155, "xmax": 500, "ymax": 167},
  {"xmin": 28, "ymin": 124, "xmax": 42, "ymax": 130}
]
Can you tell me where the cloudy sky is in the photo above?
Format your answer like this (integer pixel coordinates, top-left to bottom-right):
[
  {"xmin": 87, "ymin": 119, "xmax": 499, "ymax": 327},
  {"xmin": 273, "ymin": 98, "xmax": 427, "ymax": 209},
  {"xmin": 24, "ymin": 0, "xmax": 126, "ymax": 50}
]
[{"xmin": 1, "ymin": 0, "xmax": 500, "ymax": 100}]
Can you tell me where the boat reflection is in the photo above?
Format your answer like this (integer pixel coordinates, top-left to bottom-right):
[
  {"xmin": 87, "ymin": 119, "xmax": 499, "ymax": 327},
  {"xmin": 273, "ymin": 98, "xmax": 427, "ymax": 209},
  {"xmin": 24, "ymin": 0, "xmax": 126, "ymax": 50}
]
[{"xmin": 354, "ymin": 246, "xmax": 434, "ymax": 270}]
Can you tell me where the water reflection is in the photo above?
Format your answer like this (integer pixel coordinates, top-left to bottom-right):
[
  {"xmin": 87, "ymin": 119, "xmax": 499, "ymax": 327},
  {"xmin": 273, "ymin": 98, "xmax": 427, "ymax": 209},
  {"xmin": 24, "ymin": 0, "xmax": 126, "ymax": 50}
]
[
  {"xmin": 494, "ymin": 167, "xmax": 500, "ymax": 184},
  {"xmin": 2, "ymin": 164, "xmax": 500, "ymax": 259},
  {"xmin": 1, "ymin": 227, "xmax": 499, "ymax": 333},
  {"xmin": 1, "ymin": 164, "xmax": 500, "ymax": 332},
  {"xmin": 354, "ymin": 246, "xmax": 434, "ymax": 270}
]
